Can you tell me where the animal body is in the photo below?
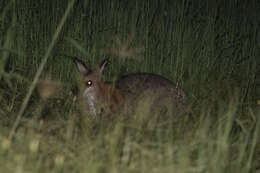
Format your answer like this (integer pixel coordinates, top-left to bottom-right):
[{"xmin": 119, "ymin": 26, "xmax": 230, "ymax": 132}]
[{"xmin": 74, "ymin": 58, "xmax": 188, "ymax": 118}]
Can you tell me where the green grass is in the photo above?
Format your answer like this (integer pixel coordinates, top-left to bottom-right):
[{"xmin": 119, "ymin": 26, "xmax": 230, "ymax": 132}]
[{"xmin": 0, "ymin": 0, "xmax": 259, "ymax": 172}]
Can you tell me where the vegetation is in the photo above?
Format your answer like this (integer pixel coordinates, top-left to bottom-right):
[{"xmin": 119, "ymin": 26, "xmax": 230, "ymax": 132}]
[{"xmin": 0, "ymin": 0, "xmax": 259, "ymax": 172}]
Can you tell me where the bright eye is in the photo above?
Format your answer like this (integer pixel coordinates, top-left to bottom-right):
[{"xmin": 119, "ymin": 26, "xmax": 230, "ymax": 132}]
[{"xmin": 86, "ymin": 80, "xmax": 92, "ymax": 86}]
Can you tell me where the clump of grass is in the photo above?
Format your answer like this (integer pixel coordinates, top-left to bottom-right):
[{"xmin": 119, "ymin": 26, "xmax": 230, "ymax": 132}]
[
  {"xmin": 0, "ymin": 96, "xmax": 258, "ymax": 172},
  {"xmin": 108, "ymin": 33, "xmax": 144, "ymax": 60}
]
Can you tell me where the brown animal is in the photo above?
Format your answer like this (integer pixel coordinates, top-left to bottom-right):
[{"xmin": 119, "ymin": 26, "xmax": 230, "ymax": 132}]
[{"xmin": 74, "ymin": 58, "xmax": 188, "ymax": 118}]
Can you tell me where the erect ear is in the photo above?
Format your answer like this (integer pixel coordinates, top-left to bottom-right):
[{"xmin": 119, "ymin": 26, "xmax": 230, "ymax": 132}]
[
  {"xmin": 99, "ymin": 58, "xmax": 109, "ymax": 75},
  {"xmin": 74, "ymin": 57, "xmax": 90, "ymax": 75}
]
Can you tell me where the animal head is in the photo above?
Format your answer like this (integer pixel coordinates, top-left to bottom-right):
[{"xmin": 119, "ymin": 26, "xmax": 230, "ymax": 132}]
[
  {"xmin": 74, "ymin": 58, "xmax": 110, "ymax": 117},
  {"xmin": 75, "ymin": 58, "xmax": 108, "ymax": 89}
]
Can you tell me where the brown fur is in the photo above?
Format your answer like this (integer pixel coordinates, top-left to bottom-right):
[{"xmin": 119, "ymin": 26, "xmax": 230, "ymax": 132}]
[{"xmin": 75, "ymin": 58, "xmax": 189, "ymax": 117}]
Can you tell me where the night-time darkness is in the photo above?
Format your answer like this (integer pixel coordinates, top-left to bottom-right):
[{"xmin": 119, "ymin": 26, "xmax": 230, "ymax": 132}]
[{"xmin": 0, "ymin": 0, "xmax": 259, "ymax": 172}]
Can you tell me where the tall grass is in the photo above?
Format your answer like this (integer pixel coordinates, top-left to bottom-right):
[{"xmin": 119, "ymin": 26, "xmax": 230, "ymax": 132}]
[{"xmin": 0, "ymin": 0, "xmax": 259, "ymax": 172}]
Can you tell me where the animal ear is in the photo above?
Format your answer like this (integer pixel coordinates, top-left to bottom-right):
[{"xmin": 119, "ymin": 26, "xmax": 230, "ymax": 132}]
[
  {"xmin": 99, "ymin": 58, "xmax": 109, "ymax": 75},
  {"xmin": 74, "ymin": 58, "xmax": 89, "ymax": 75}
]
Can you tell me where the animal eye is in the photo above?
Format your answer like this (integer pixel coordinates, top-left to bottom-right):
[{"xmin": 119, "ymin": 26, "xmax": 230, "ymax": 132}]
[{"xmin": 86, "ymin": 80, "xmax": 92, "ymax": 86}]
